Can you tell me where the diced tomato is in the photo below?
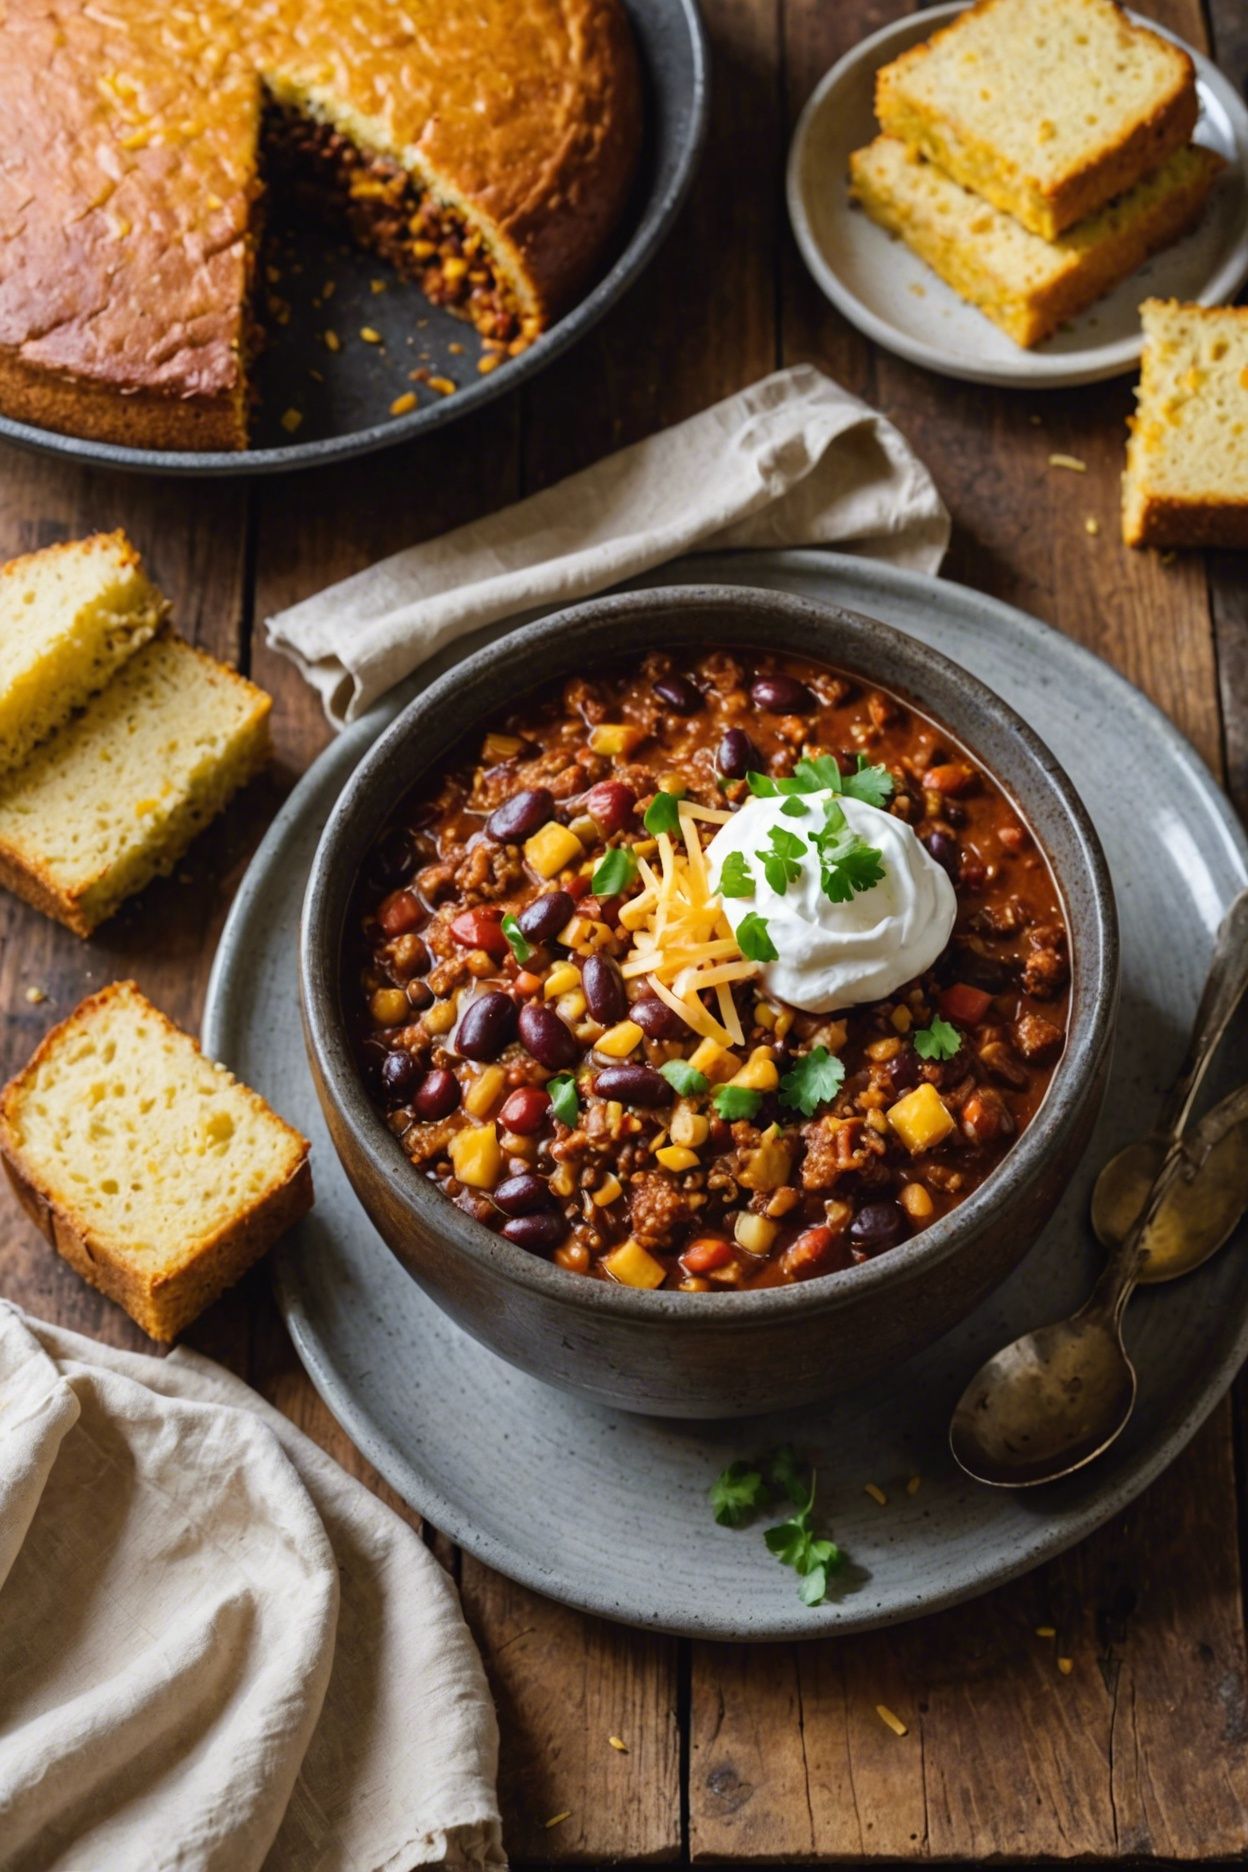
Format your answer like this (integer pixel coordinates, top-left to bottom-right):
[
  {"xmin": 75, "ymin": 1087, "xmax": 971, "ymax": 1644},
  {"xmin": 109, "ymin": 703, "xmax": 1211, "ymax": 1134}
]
[
  {"xmin": 922, "ymin": 762, "xmax": 976, "ymax": 796},
  {"xmin": 450, "ymin": 907, "xmax": 509, "ymax": 959},
  {"xmin": 377, "ymin": 889, "xmax": 423, "ymax": 937},
  {"xmin": 681, "ymin": 1236, "xmax": 734, "ymax": 1274},
  {"xmin": 512, "ymin": 969, "xmax": 544, "ymax": 998},
  {"xmin": 939, "ymin": 982, "xmax": 994, "ymax": 1026},
  {"xmin": 566, "ymin": 874, "xmax": 592, "ymax": 901}
]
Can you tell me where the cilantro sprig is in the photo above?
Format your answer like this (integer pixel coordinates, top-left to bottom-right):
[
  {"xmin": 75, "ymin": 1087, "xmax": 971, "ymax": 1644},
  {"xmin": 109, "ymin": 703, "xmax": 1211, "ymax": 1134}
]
[
  {"xmin": 718, "ymin": 851, "xmax": 754, "ymax": 898},
  {"xmin": 500, "ymin": 912, "xmax": 532, "ymax": 964},
  {"xmin": 710, "ymin": 1445, "xmax": 845, "ymax": 1606},
  {"xmin": 779, "ymin": 1046, "xmax": 845, "ymax": 1117},
  {"xmin": 914, "ymin": 1015, "xmax": 961, "ymax": 1061},
  {"xmin": 591, "ymin": 845, "xmax": 638, "ymax": 897},
  {"xmin": 811, "ymin": 798, "xmax": 886, "ymax": 905},
  {"xmin": 711, "ymin": 1460, "xmax": 768, "ymax": 1528},
  {"xmin": 713, "ymin": 1084, "xmax": 762, "ymax": 1121},
  {"xmin": 746, "ymin": 753, "xmax": 893, "ymax": 806},
  {"xmin": 644, "ymin": 789, "xmax": 684, "ymax": 836},
  {"xmin": 660, "ymin": 1058, "xmax": 710, "ymax": 1098},
  {"xmin": 756, "ymin": 826, "xmax": 806, "ymax": 895},
  {"xmin": 547, "ymin": 1074, "xmax": 579, "ymax": 1126},
  {"xmin": 737, "ymin": 912, "xmax": 777, "ymax": 962}
]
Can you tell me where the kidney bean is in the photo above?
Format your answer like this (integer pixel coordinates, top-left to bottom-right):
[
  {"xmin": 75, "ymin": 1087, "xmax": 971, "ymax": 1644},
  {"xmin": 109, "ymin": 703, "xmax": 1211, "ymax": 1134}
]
[
  {"xmin": 486, "ymin": 786, "xmax": 554, "ymax": 843},
  {"xmin": 780, "ymin": 1225, "xmax": 838, "ymax": 1279},
  {"xmin": 517, "ymin": 890, "xmax": 573, "ymax": 945},
  {"xmin": 924, "ymin": 830, "xmax": 960, "ymax": 883},
  {"xmin": 517, "ymin": 1002, "xmax": 580, "ymax": 1070},
  {"xmin": 849, "ymin": 1201, "xmax": 904, "ymax": 1255},
  {"xmin": 682, "ymin": 1235, "xmax": 733, "ymax": 1274},
  {"xmin": 501, "ymin": 1211, "xmax": 569, "ymax": 1252},
  {"xmin": 593, "ymin": 1063, "xmax": 670, "ymax": 1105},
  {"xmin": 380, "ymin": 1048, "xmax": 422, "ymax": 1097},
  {"xmin": 493, "ymin": 1172, "xmax": 553, "ymax": 1216},
  {"xmin": 498, "ymin": 1085, "xmax": 551, "ymax": 1134},
  {"xmin": 653, "ymin": 673, "xmax": 703, "ymax": 714},
  {"xmin": 414, "ymin": 1068, "xmax": 461, "ymax": 1119},
  {"xmin": 752, "ymin": 673, "xmax": 815, "ymax": 713},
  {"xmin": 717, "ymin": 727, "xmax": 758, "ymax": 780},
  {"xmin": 456, "ymin": 991, "xmax": 517, "ymax": 1061},
  {"xmin": 887, "ymin": 1048, "xmax": 921, "ymax": 1094},
  {"xmin": 377, "ymin": 888, "xmax": 423, "ymax": 937},
  {"xmin": 584, "ymin": 780, "xmax": 636, "ymax": 835},
  {"xmin": 450, "ymin": 907, "xmax": 509, "ymax": 959},
  {"xmin": 631, "ymin": 994, "xmax": 689, "ymax": 1039},
  {"xmin": 582, "ymin": 953, "xmax": 627, "ymax": 1024}
]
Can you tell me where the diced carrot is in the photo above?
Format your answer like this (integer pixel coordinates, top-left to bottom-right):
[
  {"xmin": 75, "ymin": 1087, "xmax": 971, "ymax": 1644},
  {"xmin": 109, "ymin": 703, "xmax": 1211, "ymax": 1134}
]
[
  {"xmin": 681, "ymin": 1236, "xmax": 734, "ymax": 1274},
  {"xmin": 922, "ymin": 762, "xmax": 976, "ymax": 795},
  {"xmin": 513, "ymin": 969, "xmax": 544, "ymax": 998},
  {"xmin": 939, "ymin": 982, "xmax": 994, "ymax": 1025}
]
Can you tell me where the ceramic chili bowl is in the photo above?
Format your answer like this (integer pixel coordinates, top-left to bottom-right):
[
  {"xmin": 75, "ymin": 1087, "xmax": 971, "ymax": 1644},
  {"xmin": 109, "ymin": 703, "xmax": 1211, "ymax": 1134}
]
[{"xmin": 299, "ymin": 586, "xmax": 1118, "ymax": 1418}]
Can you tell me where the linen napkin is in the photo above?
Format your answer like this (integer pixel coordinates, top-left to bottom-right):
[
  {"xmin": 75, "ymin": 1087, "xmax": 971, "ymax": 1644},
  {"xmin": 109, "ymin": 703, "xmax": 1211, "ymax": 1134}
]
[
  {"xmin": 0, "ymin": 1303, "xmax": 504, "ymax": 1872},
  {"xmin": 267, "ymin": 363, "xmax": 950, "ymax": 727}
]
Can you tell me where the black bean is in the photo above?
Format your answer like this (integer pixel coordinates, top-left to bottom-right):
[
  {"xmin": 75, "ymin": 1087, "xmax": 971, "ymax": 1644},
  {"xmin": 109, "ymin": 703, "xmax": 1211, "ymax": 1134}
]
[
  {"xmin": 456, "ymin": 992, "xmax": 517, "ymax": 1061},
  {"xmin": 582, "ymin": 953, "xmax": 627, "ymax": 1024},
  {"xmin": 593, "ymin": 1063, "xmax": 670, "ymax": 1106},
  {"xmin": 517, "ymin": 1002, "xmax": 580, "ymax": 1070},
  {"xmin": 924, "ymin": 830, "xmax": 960, "ymax": 883},
  {"xmin": 493, "ymin": 1172, "xmax": 553, "ymax": 1216},
  {"xmin": 849, "ymin": 1201, "xmax": 904, "ymax": 1254},
  {"xmin": 517, "ymin": 890, "xmax": 574, "ymax": 945},
  {"xmin": 486, "ymin": 786, "xmax": 555, "ymax": 844},
  {"xmin": 887, "ymin": 1048, "xmax": 921, "ymax": 1094},
  {"xmin": 381, "ymin": 1049, "xmax": 422, "ymax": 1097},
  {"xmin": 631, "ymin": 994, "xmax": 690, "ymax": 1040},
  {"xmin": 751, "ymin": 673, "xmax": 815, "ymax": 713},
  {"xmin": 717, "ymin": 727, "xmax": 758, "ymax": 780},
  {"xmin": 653, "ymin": 674, "xmax": 703, "ymax": 714},
  {"xmin": 414, "ymin": 1068, "xmax": 461, "ymax": 1119},
  {"xmin": 501, "ymin": 1211, "xmax": 570, "ymax": 1252},
  {"xmin": 368, "ymin": 828, "xmax": 417, "ymax": 888}
]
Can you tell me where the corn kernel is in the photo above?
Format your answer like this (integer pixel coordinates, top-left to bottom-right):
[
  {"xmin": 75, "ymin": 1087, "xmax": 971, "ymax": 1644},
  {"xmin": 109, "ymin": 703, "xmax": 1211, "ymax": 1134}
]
[
  {"xmin": 891, "ymin": 1006, "xmax": 912, "ymax": 1034},
  {"xmin": 900, "ymin": 1182, "xmax": 934, "ymax": 1219},
  {"xmin": 734, "ymin": 1212, "xmax": 779, "ymax": 1255},
  {"xmin": 866, "ymin": 1036, "xmax": 901, "ymax": 1063},
  {"xmin": 525, "ymin": 821, "xmax": 583, "ymax": 878},
  {"xmin": 604, "ymin": 1238, "xmax": 666, "ymax": 1288},
  {"xmin": 597, "ymin": 1020, "xmax": 644, "ymax": 1058},
  {"xmin": 548, "ymin": 1161, "xmax": 577, "ymax": 1198},
  {"xmin": 730, "ymin": 1046, "xmax": 779, "ymax": 1091},
  {"xmin": 632, "ymin": 838, "xmax": 658, "ymax": 857},
  {"xmin": 738, "ymin": 1136, "xmax": 793, "ymax": 1191},
  {"xmin": 389, "ymin": 392, "xmax": 417, "ymax": 417},
  {"xmin": 593, "ymin": 1174, "xmax": 623, "ymax": 1206},
  {"xmin": 670, "ymin": 1106, "xmax": 710, "ymax": 1147},
  {"xmin": 482, "ymin": 731, "xmax": 523, "ymax": 761},
  {"xmin": 450, "ymin": 1123, "xmax": 501, "ymax": 1189},
  {"xmin": 568, "ymin": 813, "xmax": 599, "ymax": 844},
  {"xmin": 774, "ymin": 1010, "xmax": 795, "ymax": 1041},
  {"xmin": 866, "ymin": 1107, "xmax": 889, "ymax": 1135},
  {"xmin": 605, "ymin": 1100, "xmax": 625, "ymax": 1136},
  {"xmin": 422, "ymin": 999, "xmax": 457, "ymax": 1035},
  {"xmin": 588, "ymin": 723, "xmax": 646, "ymax": 757},
  {"xmin": 888, "ymin": 1082, "xmax": 955, "ymax": 1154},
  {"xmin": 766, "ymin": 1186, "xmax": 801, "ymax": 1217},
  {"xmin": 370, "ymin": 987, "xmax": 409, "ymax": 1027},
  {"xmin": 464, "ymin": 1064, "xmax": 506, "ymax": 1119},
  {"xmin": 688, "ymin": 1038, "xmax": 738, "ymax": 1083},
  {"xmin": 754, "ymin": 1001, "xmax": 777, "ymax": 1030},
  {"xmin": 556, "ymin": 991, "xmax": 587, "ymax": 1023},
  {"xmin": 544, "ymin": 962, "xmax": 580, "ymax": 999},
  {"xmin": 657, "ymin": 1144, "xmax": 699, "ymax": 1170}
]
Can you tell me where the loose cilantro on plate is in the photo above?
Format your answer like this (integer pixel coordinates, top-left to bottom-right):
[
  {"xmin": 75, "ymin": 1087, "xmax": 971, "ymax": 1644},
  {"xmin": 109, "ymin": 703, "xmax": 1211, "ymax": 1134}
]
[
  {"xmin": 914, "ymin": 1014, "xmax": 962, "ymax": 1061},
  {"xmin": 765, "ymin": 1474, "xmax": 843, "ymax": 1606},
  {"xmin": 644, "ymin": 789, "xmax": 684, "ymax": 836},
  {"xmin": 718, "ymin": 850, "xmax": 754, "ymax": 898},
  {"xmin": 811, "ymin": 798, "xmax": 886, "ymax": 904},
  {"xmin": 547, "ymin": 1074, "xmax": 579, "ymax": 1125},
  {"xmin": 713, "ymin": 1084, "xmax": 763, "ymax": 1121},
  {"xmin": 591, "ymin": 845, "xmax": 639, "ymax": 896},
  {"xmin": 737, "ymin": 912, "xmax": 777, "ymax": 962},
  {"xmin": 710, "ymin": 1444, "xmax": 846, "ymax": 1607},
  {"xmin": 710, "ymin": 1460, "xmax": 767, "ymax": 1528},
  {"xmin": 779, "ymin": 1045, "xmax": 845, "ymax": 1117},
  {"xmin": 660, "ymin": 1059, "xmax": 710, "ymax": 1098},
  {"xmin": 757, "ymin": 826, "xmax": 806, "ymax": 894},
  {"xmin": 500, "ymin": 912, "xmax": 532, "ymax": 964}
]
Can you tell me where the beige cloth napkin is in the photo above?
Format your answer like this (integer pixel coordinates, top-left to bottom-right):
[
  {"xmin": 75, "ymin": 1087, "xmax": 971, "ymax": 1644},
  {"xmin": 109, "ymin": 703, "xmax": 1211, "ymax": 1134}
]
[
  {"xmin": 267, "ymin": 363, "xmax": 950, "ymax": 727},
  {"xmin": 0, "ymin": 1303, "xmax": 504, "ymax": 1872}
]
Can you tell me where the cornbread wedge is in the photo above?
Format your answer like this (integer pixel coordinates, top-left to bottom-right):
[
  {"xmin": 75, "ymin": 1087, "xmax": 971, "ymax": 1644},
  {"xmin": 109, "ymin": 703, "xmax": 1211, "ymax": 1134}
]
[
  {"xmin": 0, "ymin": 634, "xmax": 270, "ymax": 936},
  {"xmin": 0, "ymin": 530, "xmax": 167, "ymax": 776},
  {"xmin": 1123, "ymin": 300, "xmax": 1248, "ymax": 548},
  {"xmin": 876, "ymin": 0, "xmax": 1197, "ymax": 240},
  {"xmin": 0, "ymin": 982, "xmax": 312, "ymax": 1339},
  {"xmin": 849, "ymin": 137, "xmax": 1223, "ymax": 349}
]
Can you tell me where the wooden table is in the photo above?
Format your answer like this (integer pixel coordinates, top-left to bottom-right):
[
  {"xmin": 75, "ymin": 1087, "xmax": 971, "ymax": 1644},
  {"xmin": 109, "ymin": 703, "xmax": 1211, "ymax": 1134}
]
[{"xmin": 2, "ymin": 1, "xmax": 1247, "ymax": 1862}]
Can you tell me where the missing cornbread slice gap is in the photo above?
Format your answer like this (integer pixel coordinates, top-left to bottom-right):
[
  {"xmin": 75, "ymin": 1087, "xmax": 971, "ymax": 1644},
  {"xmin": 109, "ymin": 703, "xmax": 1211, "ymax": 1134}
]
[
  {"xmin": 0, "ymin": 633, "xmax": 270, "ymax": 936},
  {"xmin": 0, "ymin": 982, "xmax": 312, "ymax": 1341},
  {"xmin": 1123, "ymin": 299, "xmax": 1248, "ymax": 548}
]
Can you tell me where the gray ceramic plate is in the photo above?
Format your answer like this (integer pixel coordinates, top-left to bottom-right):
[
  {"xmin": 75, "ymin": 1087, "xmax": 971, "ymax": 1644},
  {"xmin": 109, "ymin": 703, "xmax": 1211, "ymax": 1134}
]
[{"xmin": 203, "ymin": 550, "xmax": 1248, "ymax": 1640}]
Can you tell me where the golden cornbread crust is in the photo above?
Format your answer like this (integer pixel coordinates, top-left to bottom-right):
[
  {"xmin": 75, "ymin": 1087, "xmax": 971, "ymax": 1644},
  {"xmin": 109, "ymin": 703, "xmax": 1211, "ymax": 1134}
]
[{"xmin": 0, "ymin": 0, "xmax": 641, "ymax": 451}]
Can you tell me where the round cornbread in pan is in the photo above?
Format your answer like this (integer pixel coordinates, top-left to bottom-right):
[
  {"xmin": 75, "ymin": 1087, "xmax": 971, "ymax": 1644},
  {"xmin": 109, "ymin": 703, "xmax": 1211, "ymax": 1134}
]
[{"xmin": 0, "ymin": 0, "xmax": 641, "ymax": 451}]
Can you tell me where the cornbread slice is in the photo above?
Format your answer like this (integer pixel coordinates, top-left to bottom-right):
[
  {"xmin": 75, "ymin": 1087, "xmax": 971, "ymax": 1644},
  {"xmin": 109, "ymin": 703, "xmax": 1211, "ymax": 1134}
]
[
  {"xmin": 0, "ymin": 530, "xmax": 168, "ymax": 777},
  {"xmin": 876, "ymin": 0, "xmax": 1198, "ymax": 239},
  {"xmin": 849, "ymin": 137, "xmax": 1222, "ymax": 349},
  {"xmin": 0, "ymin": 982, "xmax": 312, "ymax": 1339},
  {"xmin": 0, "ymin": 634, "xmax": 270, "ymax": 937},
  {"xmin": 1123, "ymin": 300, "xmax": 1248, "ymax": 548}
]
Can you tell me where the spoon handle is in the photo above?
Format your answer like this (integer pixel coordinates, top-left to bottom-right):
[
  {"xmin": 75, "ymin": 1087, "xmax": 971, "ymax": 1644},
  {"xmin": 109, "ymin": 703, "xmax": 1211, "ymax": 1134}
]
[
  {"xmin": 1158, "ymin": 889, "xmax": 1248, "ymax": 1141},
  {"xmin": 1089, "ymin": 1143, "xmax": 1191, "ymax": 1324}
]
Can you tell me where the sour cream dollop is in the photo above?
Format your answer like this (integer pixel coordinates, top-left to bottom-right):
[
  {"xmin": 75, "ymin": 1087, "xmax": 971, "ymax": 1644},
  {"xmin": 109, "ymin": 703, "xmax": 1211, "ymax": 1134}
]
[{"xmin": 706, "ymin": 790, "xmax": 957, "ymax": 1013}]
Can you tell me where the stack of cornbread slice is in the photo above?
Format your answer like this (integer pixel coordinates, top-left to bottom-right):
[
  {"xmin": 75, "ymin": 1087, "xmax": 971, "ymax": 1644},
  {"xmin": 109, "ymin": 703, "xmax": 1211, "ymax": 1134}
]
[
  {"xmin": 849, "ymin": 0, "xmax": 1224, "ymax": 348},
  {"xmin": 0, "ymin": 530, "xmax": 271, "ymax": 935}
]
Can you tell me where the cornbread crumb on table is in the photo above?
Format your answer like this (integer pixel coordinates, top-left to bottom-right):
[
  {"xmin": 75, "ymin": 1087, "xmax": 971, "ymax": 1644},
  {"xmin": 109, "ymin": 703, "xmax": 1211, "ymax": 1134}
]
[
  {"xmin": 0, "ymin": 981, "xmax": 312, "ymax": 1340},
  {"xmin": 1123, "ymin": 300, "xmax": 1248, "ymax": 548},
  {"xmin": 0, "ymin": 530, "xmax": 168, "ymax": 776},
  {"xmin": 875, "ymin": 0, "xmax": 1198, "ymax": 240}
]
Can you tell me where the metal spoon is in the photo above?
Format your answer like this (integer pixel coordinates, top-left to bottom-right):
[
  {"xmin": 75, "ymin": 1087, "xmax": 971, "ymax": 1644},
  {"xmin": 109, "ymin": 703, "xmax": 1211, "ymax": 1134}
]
[
  {"xmin": 1091, "ymin": 888, "xmax": 1248, "ymax": 1261},
  {"xmin": 950, "ymin": 1082, "xmax": 1248, "ymax": 1488}
]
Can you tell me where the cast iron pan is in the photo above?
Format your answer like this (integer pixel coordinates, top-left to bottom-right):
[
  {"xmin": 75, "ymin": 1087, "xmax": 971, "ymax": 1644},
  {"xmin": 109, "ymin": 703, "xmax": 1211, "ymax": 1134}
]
[{"xmin": 0, "ymin": 0, "xmax": 708, "ymax": 477}]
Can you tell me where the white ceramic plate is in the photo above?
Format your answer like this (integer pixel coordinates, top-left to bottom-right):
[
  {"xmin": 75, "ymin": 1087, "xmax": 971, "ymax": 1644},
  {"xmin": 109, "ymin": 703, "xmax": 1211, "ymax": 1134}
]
[
  {"xmin": 786, "ymin": 5, "xmax": 1248, "ymax": 386},
  {"xmin": 203, "ymin": 550, "xmax": 1248, "ymax": 1641}
]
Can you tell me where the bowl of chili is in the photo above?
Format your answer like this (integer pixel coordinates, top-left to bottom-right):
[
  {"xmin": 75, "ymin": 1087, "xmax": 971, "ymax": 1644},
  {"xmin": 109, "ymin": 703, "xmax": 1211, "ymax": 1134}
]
[{"xmin": 300, "ymin": 586, "xmax": 1117, "ymax": 1417}]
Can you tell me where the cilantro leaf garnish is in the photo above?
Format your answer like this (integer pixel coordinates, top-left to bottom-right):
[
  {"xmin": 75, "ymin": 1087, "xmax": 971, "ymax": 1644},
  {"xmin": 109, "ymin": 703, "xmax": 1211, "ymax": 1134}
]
[
  {"xmin": 811, "ymin": 798, "xmax": 886, "ymax": 904},
  {"xmin": 841, "ymin": 754, "xmax": 895, "ymax": 809},
  {"xmin": 710, "ymin": 1460, "xmax": 767, "ymax": 1528},
  {"xmin": 547, "ymin": 1074, "xmax": 579, "ymax": 1125},
  {"xmin": 718, "ymin": 850, "xmax": 754, "ymax": 898},
  {"xmin": 737, "ymin": 912, "xmax": 777, "ymax": 963},
  {"xmin": 660, "ymin": 1059, "xmax": 710, "ymax": 1098},
  {"xmin": 914, "ymin": 1015, "xmax": 962, "ymax": 1061},
  {"xmin": 769, "ymin": 1443, "xmax": 810, "ymax": 1507},
  {"xmin": 780, "ymin": 796, "xmax": 809, "ymax": 818},
  {"xmin": 644, "ymin": 789, "xmax": 684, "ymax": 836},
  {"xmin": 749, "ymin": 752, "xmax": 893, "ymax": 805},
  {"xmin": 500, "ymin": 912, "xmax": 532, "ymax": 963},
  {"xmin": 764, "ymin": 1473, "xmax": 842, "ymax": 1606},
  {"xmin": 779, "ymin": 1046, "xmax": 845, "ymax": 1117},
  {"xmin": 591, "ymin": 845, "xmax": 639, "ymax": 897},
  {"xmin": 713, "ymin": 1084, "xmax": 763, "ymax": 1121},
  {"xmin": 756, "ymin": 826, "xmax": 806, "ymax": 894},
  {"xmin": 791, "ymin": 753, "xmax": 845, "ymax": 792}
]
